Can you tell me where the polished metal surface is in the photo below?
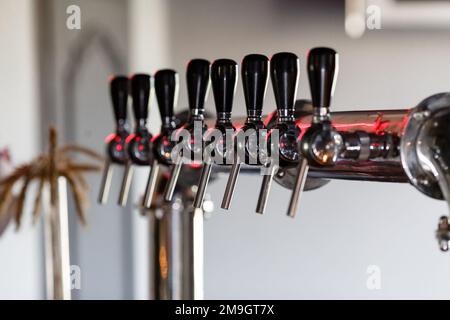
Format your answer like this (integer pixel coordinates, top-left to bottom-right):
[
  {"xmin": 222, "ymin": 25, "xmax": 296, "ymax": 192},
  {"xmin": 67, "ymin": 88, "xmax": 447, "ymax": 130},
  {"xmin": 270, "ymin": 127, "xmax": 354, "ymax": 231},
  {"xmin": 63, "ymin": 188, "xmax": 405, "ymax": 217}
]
[
  {"xmin": 287, "ymin": 158, "xmax": 309, "ymax": 218},
  {"xmin": 221, "ymin": 159, "xmax": 241, "ymax": 210},
  {"xmin": 118, "ymin": 162, "xmax": 133, "ymax": 206},
  {"xmin": 97, "ymin": 159, "xmax": 113, "ymax": 204},
  {"xmin": 143, "ymin": 160, "xmax": 160, "ymax": 209},
  {"xmin": 193, "ymin": 163, "xmax": 213, "ymax": 209},
  {"xmin": 152, "ymin": 203, "xmax": 181, "ymax": 299},
  {"xmin": 401, "ymin": 92, "xmax": 450, "ymax": 201},
  {"xmin": 147, "ymin": 92, "xmax": 450, "ymax": 300},
  {"xmin": 151, "ymin": 186, "xmax": 206, "ymax": 300},
  {"xmin": 416, "ymin": 110, "xmax": 450, "ymax": 210},
  {"xmin": 210, "ymin": 106, "xmax": 410, "ymax": 188},
  {"xmin": 164, "ymin": 162, "xmax": 182, "ymax": 202},
  {"xmin": 255, "ymin": 164, "xmax": 277, "ymax": 214},
  {"xmin": 306, "ymin": 160, "xmax": 407, "ymax": 182}
]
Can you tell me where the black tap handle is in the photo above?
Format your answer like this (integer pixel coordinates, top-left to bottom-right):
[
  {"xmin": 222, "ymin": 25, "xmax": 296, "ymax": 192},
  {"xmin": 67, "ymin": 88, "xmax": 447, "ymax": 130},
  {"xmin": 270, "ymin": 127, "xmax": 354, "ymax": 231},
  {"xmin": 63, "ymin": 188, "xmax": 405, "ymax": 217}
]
[
  {"xmin": 211, "ymin": 59, "xmax": 238, "ymax": 117},
  {"xmin": 187, "ymin": 59, "xmax": 210, "ymax": 114},
  {"xmin": 155, "ymin": 69, "xmax": 178, "ymax": 124},
  {"xmin": 130, "ymin": 73, "xmax": 151, "ymax": 124},
  {"xmin": 270, "ymin": 52, "xmax": 299, "ymax": 114},
  {"xmin": 242, "ymin": 54, "xmax": 269, "ymax": 116},
  {"xmin": 307, "ymin": 47, "xmax": 338, "ymax": 109},
  {"xmin": 110, "ymin": 76, "xmax": 128, "ymax": 124}
]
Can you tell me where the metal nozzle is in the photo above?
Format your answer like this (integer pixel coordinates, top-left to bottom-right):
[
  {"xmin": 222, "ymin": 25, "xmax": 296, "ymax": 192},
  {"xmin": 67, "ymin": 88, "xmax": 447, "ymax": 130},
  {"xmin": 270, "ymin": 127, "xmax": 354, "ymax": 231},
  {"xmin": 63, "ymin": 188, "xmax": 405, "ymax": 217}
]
[
  {"xmin": 221, "ymin": 159, "xmax": 241, "ymax": 210},
  {"xmin": 143, "ymin": 160, "xmax": 160, "ymax": 209},
  {"xmin": 118, "ymin": 162, "xmax": 134, "ymax": 206},
  {"xmin": 98, "ymin": 159, "xmax": 113, "ymax": 204},
  {"xmin": 193, "ymin": 163, "xmax": 213, "ymax": 209},
  {"xmin": 164, "ymin": 161, "xmax": 183, "ymax": 202},
  {"xmin": 286, "ymin": 158, "xmax": 309, "ymax": 218},
  {"xmin": 255, "ymin": 164, "xmax": 277, "ymax": 214}
]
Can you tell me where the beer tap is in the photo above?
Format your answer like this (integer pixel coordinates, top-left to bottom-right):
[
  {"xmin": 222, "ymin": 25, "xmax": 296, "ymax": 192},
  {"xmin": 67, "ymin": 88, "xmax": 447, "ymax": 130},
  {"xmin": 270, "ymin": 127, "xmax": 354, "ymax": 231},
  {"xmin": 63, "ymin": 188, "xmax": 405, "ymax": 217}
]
[
  {"xmin": 118, "ymin": 73, "xmax": 153, "ymax": 206},
  {"xmin": 142, "ymin": 69, "xmax": 179, "ymax": 209},
  {"xmin": 255, "ymin": 52, "xmax": 301, "ymax": 215},
  {"xmin": 292, "ymin": 47, "xmax": 343, "ymax": 216},
  {"xmin": 98, "ymin": 76, "xmax": 130, "ymax": 204},
  {"xmin": 221, "ymin": 54, "xmax": 269, "ymax": 210},
  {"xmin": 163, "ymin": 59, "xmax": 210, "ymax": 202},
  {"xmin": 193, "ymin": 59, "xmax": 238, "ymax": 209}
]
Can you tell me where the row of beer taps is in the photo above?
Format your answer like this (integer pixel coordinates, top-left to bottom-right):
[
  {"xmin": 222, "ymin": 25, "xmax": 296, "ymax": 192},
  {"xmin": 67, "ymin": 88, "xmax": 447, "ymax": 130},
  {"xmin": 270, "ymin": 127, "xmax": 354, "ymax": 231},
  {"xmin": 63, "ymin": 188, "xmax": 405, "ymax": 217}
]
[
  {"xmin": 97, "ymin": 47, "xmax": 407, "ymax": 218},
  {"xmin": 93, "ymin": 44, "xmax": 450, "ymax": 250},
  {"xmin": 97, "ymin": 48, "xmax": 339, "ymax": 216}
]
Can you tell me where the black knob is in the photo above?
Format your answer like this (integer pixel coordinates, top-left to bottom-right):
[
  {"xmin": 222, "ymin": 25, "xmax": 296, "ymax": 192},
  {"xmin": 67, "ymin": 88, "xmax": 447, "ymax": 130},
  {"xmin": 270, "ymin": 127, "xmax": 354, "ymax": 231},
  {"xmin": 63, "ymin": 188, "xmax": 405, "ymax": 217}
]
[
  {"xmin": 154, "ymin": 69, "xmax": 178, "ymax": 126},
  {"xmin": 270, "ymin": 52, "xmax": 299, "ymax": 116},
  {"xmin": 307, "ymin": 47, "xmax": 338, "ymax": 110},
  {"xmin": 302, "ymin": 47, "xmax": 342, "ymax": 166},
  {"xmin": 187, "ymin": 59, "xmax": 210, "ymax": 114},
  {"xmin": 110, "ymin": 76, "xmax": 128, "ymax": 125},
  {"xmin": 211, "ymin": 59, "xmax": 238, "ymax": 118},
  {"xmin": 130, "ymin": 73, "xmax": 151, "ymax": 125},
  {"xmin": 242, "ymin": 54, "xmax": 269, "ymax": 117}
]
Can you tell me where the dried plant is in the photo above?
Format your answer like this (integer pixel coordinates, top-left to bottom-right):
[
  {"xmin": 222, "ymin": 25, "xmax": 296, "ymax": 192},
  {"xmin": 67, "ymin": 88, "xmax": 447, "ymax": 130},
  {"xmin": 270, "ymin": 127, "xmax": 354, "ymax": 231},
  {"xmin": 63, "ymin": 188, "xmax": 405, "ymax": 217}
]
[{"xmin": 0, "ymin": 127, "xmax": 103, "ymax": 230}]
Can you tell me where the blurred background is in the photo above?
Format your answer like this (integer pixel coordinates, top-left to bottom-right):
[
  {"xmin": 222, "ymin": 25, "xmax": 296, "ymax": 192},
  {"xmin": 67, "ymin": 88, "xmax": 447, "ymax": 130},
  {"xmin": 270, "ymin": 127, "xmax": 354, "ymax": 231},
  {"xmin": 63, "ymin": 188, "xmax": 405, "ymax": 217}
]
[{"xmin": 1, "ymin": 0, "xmax": 450, "ymax": 299}]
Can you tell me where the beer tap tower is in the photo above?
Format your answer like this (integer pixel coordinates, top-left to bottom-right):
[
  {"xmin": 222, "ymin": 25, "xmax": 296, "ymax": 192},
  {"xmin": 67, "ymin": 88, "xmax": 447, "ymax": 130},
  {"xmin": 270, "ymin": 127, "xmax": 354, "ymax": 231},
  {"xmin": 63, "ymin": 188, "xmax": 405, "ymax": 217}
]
[
  {"xmin": 221, "ymin": 54, "xmax": 269, "ymax": 210},
  {"xmin": 118, "ymin": 74, "xmax": 153, "ymax": 207},
  {"xmin": 142, "ymin": 69, "xmax": 179, "ymax": 209},
  {"xmin": 255, "ymin": 52, "xmax": 303, "ymax": 215},
  {"xmin": 193, "ymin": 59, "xmax": 238, "ymax": 209},
  {"xmin": 163, "ymin": 59, "xmax": 210, "ymax": 202},
  {"xmin": 98, "ymin": 76, "xmax": 130, "ymax": 204},
  {"xmin": 99, "ymin": 47, "xmax": 450, "ymax": 299}
]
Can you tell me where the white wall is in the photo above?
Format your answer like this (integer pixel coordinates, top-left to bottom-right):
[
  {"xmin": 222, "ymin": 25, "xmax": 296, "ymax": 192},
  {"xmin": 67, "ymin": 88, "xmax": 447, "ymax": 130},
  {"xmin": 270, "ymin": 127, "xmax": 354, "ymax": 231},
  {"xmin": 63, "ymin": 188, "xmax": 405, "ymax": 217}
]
[{"xmin": 0, "ymin": 0, "xmax": 43, "ymax": 299}]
